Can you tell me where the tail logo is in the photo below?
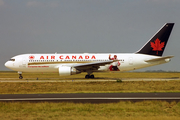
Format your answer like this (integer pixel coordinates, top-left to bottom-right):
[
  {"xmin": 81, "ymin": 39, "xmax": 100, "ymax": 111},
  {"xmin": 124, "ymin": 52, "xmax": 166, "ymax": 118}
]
[{"xmin": 150, "ymin": 38, "xmax": 165, "ymax": 55}]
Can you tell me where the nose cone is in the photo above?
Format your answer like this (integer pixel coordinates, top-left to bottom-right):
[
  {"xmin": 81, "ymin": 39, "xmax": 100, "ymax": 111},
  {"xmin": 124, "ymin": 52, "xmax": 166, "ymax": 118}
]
[{"xmin": 5, "ymin": 61, "xmax": 11, "ymax": 69}]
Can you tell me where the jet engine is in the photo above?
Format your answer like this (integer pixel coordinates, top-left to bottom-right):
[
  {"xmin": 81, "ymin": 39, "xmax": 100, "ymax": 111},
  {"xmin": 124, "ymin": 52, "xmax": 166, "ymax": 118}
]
[{"xmin": 58, "ymin": 67, "xmax": 81, "ymax": 76}]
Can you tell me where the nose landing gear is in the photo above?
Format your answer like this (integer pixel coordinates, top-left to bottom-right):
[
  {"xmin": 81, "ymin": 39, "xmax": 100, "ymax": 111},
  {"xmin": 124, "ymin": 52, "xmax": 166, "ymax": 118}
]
[
  {"xmin": 19, "ymin": 74, "xmax": 23, "ymax": 79},
  {"xmin": 18, "ymin": 71, "xmax": 23, "ymax": 79}
]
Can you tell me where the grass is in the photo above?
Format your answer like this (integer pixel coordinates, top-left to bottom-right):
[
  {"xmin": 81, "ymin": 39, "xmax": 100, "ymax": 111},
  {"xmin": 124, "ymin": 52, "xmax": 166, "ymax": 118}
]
[
  {"xmin": 0, "ymin": 72, "xmax": 180, "ymax": 94},
  {"xmin": 0, "ymin": 101, "xmax": 180, "ymax": 120},
  {"xmin": 1, "ymin": 72, "xmax": 180, "ymax": 120},
  {"xmin": 0, "ymin": 71, "xmax": 180, "ymax": 79},
  {"xmin": 0, "ymin": 81, "xmax": 180, "ymax": 94}
]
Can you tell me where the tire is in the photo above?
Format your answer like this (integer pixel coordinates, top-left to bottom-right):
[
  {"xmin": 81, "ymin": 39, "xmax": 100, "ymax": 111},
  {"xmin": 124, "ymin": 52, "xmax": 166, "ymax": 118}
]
[
  {"xmin": 90, "ymin": 75, "xmax": 94, "ymax": 78},
  {"xmin": 19, "ymin": 76, "xmax": 23, "ymax": 79},
  {"xmin": 85, "ymin": 75, "xmax": 89, "ymax": 78}
]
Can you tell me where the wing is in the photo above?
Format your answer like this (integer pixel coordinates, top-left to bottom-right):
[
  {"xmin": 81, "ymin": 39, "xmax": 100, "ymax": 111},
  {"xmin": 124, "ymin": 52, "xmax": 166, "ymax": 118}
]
[{"xmin": 72, "ymin": 60, "xmax": 117, "ymax": 71}]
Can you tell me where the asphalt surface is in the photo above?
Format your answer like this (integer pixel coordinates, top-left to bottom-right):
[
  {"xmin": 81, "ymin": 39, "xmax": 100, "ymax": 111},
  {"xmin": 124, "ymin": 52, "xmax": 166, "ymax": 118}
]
[
  {"xmin": 0, "ymin": 93, "xmax": 180, "ymax": 103},
  {"xmin": 0, "ymin": 78, "xmax": 180, "ymax": 82}
]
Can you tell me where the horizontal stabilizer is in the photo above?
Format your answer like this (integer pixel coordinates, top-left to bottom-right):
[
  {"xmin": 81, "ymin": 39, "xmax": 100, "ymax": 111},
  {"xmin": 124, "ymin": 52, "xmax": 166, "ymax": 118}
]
[{"xmin": 145, "ymin": 56, "xmax": 174, "ymax": 62}]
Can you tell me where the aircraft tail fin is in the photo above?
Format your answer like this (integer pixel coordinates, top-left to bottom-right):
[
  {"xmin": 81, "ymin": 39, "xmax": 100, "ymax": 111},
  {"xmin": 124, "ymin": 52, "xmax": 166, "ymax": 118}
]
[{"xmin": 136, "ymin": 23, "xmax": 174, "ymax": 56}]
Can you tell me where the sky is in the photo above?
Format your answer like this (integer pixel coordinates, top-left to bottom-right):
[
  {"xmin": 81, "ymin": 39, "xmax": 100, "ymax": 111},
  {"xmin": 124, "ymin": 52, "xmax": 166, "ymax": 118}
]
[{"xmin": 0, "ymin": 0, "xmax": 180, "ymax": 71}]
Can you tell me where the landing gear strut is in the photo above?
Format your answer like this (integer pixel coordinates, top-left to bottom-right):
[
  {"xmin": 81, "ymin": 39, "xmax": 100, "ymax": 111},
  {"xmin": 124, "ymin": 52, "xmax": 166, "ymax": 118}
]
[{"xmin": 85, "ymin": 74, "xmax": 94, "ymax": 79}]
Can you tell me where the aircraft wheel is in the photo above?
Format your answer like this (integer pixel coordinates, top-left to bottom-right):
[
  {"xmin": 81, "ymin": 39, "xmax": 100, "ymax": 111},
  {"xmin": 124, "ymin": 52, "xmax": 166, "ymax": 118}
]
[
  {"xmin": 90, "ymin": 75, "xmax": 94, "ymax": 78},
  {"xmin": 85, "ymin": 75, "xmax": 89, "ymax": 78},
  {"xmin": 19, "ymin": 75, "xmax": 23, "ymax": 79}
]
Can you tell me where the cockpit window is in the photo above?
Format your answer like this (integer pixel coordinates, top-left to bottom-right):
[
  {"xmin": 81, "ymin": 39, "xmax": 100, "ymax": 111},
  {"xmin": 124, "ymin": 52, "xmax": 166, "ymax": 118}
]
[{"xmin": 9, "ymin": 59, "xmax": 15, "ymax": 61}]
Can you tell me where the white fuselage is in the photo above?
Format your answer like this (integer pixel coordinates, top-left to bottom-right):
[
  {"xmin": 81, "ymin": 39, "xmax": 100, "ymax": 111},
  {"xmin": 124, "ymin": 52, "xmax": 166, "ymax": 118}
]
[{"xmin": 5, "ymin": 53, "xmax": 170, "ymax": 73}]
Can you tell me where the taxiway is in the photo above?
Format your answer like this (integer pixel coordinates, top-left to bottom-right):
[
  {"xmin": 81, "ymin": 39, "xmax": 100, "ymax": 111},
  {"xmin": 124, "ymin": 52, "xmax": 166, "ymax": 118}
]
[{"xmin": 0, "ymin": 93, "xmax": 180, "ymax": 103}]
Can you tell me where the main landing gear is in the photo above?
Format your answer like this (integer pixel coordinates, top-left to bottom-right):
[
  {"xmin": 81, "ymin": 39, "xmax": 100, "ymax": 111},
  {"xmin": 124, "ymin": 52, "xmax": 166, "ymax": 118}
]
[
  {"xmin": 18, "ymin": 71, "xmax": 23, "ymax": 79},
  {"xmin": 85, "ymin": 74, "xmax": 94, "ymax": 78},
  {"xmin": 85, "ymin": 70, "xmax": 94, "ymax": 78},
  {"xmin": 85, "ymin": 71, "xmax": 95, "ymax": 79}
]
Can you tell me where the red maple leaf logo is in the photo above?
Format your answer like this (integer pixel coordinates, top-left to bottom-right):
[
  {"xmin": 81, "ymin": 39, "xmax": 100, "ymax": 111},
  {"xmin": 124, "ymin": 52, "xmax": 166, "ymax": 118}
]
[
  {"xmin": 150, "ymin": 38, "xmax": 165, "ymax": 55},
  {"xmin": 29, "ymin": 55, "xmax": 35, "ymax": 60}
]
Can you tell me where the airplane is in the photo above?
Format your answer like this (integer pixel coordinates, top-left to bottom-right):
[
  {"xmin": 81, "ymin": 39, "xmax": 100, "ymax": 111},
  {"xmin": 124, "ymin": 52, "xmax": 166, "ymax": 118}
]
[{"xmin": 5, "ymin": 23, "xmax": 174, "ymax": 79}]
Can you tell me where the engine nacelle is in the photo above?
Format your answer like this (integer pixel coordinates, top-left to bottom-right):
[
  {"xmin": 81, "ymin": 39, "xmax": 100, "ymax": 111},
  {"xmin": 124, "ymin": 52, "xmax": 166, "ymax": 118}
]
[{"xmin": 58, "ymin": 67, "xmax": 81, "ymax": 76}]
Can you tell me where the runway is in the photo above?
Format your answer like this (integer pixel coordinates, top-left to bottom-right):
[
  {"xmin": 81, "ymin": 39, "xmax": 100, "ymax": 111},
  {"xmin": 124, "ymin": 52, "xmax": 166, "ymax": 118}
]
[
  {"xmin": 0, "ymin": 78, "xmax": 180, "ymax": 82},
  {"xmin": 0, "ymin": 93, "xmax": 180, "ymax": 103}
]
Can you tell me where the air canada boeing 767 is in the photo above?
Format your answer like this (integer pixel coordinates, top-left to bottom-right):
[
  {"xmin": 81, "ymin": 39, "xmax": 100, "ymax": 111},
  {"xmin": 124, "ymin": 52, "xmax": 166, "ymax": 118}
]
[{"xmin": 5, "ymin": 23, "xmax": 174, "ymax": 79}]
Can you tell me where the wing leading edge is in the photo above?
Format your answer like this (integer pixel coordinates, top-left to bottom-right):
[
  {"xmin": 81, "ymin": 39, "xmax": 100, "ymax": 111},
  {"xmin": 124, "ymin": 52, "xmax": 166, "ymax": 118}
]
[{"xmin": 73, "ymin": 60, "xmax": 118, "ymax": 70}]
